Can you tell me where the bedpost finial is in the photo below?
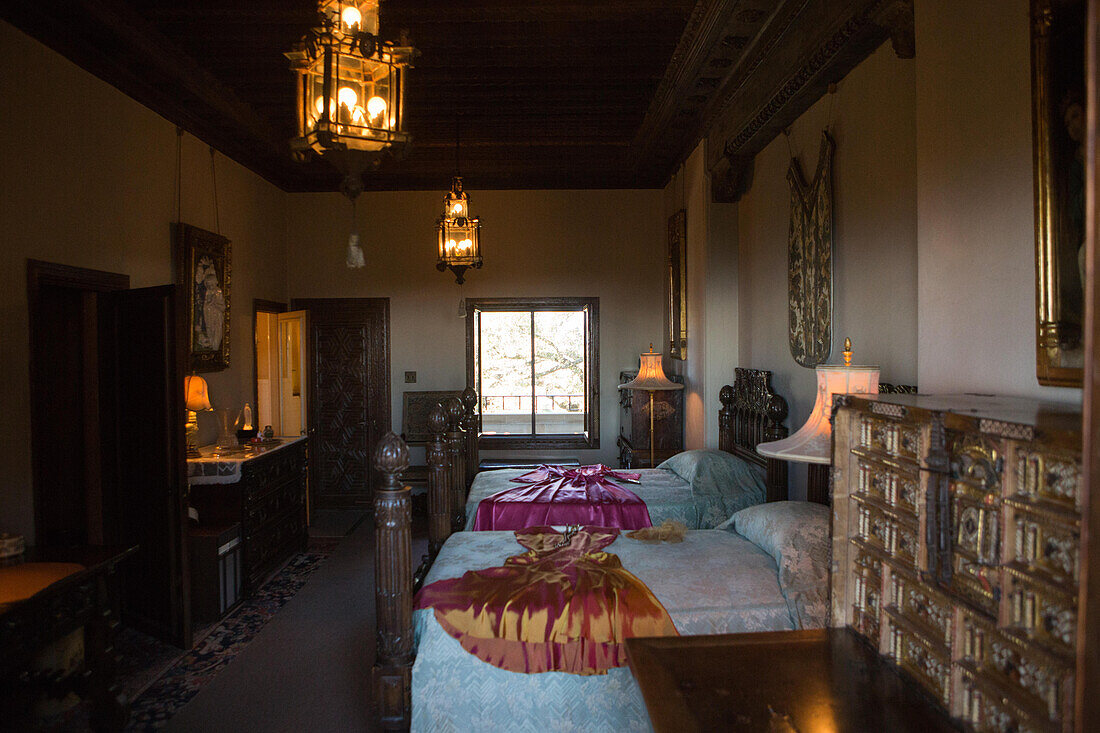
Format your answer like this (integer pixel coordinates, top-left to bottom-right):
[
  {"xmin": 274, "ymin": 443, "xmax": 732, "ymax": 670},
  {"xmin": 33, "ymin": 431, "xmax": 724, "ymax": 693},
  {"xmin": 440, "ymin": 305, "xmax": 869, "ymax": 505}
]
[
  {"xmin": 443, "ymin": 396, "xmax": 464, "ymax": 427},
  {"xmin": 719, "ymin": 384, "xmax": 734, "ymax": 408},
  {"xmin": 429, "ymin": 403, "xmax": 448, "ymax": 435},
  {"xmin": 461, "ymin": 386, "xmax": 478, "ymax": 412},
  {"xmin": 373, "ymin": 432, "xmax": 410, "ymax": 488}
]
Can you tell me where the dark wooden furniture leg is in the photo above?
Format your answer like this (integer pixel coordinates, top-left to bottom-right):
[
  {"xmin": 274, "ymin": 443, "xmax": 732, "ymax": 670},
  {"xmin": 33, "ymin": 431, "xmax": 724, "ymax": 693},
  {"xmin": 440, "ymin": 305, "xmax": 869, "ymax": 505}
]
[{"xmin": 372, "ymin": 433, "xmax": 413, "ymax": 731}]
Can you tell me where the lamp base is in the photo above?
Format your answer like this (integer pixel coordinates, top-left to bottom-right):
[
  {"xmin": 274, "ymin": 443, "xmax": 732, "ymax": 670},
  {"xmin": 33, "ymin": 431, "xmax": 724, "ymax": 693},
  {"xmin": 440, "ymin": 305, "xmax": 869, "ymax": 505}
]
[{"xmin": 186, "ymin": 441, "xmax": 202, "ymax": 459}]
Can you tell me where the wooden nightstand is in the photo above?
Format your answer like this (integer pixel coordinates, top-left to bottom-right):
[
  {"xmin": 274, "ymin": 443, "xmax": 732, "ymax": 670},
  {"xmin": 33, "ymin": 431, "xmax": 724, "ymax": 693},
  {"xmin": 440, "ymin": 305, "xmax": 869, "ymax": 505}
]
[{"xmin": 626, "ymin": 628, "xmax": 960, "ymax": 733}]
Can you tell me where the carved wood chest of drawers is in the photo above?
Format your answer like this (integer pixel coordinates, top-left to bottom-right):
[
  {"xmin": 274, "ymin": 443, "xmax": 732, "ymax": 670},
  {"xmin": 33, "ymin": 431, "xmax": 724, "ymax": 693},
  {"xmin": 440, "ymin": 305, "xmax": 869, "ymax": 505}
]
[
  {"xmin": 189, "ymin": 439, "xmax": 309, "ymax": 596},
  {"xmin": 831, "ymin": 394, "xmax": 1082, "ymax": 733}
]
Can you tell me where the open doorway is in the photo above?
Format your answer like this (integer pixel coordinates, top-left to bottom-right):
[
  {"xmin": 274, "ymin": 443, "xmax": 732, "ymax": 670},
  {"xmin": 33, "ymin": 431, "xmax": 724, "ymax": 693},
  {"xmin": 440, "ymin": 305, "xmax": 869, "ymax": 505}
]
[{"xmin": 253, "ymin": 300, "xmax": 308, "ymax": 438}]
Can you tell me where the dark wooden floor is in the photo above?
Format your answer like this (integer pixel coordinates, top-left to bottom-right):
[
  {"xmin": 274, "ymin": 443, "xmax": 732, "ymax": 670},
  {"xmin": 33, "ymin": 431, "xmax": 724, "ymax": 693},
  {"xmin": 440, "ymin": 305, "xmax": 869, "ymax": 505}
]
[{"xmin": 167, "ymin": 510, "xmax": 427, "ymax": 732}]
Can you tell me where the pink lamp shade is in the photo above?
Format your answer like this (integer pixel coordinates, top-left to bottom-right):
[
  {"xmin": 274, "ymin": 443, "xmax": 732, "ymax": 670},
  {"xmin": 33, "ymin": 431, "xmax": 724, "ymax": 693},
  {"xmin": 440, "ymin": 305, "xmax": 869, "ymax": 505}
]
[
  {"xmin": 184, "ymin": 375, "xmax": 213, "ymax": 412},
  {"xmin": 756, "ymin": 364, "xmax": 879, "ymax": 464},
  {"xmin": 618, "ymin": 345, "xmax": 684, "ymax": 392}
]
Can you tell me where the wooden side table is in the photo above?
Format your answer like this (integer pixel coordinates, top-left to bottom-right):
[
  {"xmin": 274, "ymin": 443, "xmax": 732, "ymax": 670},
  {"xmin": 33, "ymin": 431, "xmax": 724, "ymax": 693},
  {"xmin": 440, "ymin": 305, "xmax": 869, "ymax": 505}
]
[
  {"xmin": 0, "ymin": 545, "xmax": 137, "ymax": 731},
  {"xmin": 626, "ymin": 628, "xmax": 961, "ymax": 733}
]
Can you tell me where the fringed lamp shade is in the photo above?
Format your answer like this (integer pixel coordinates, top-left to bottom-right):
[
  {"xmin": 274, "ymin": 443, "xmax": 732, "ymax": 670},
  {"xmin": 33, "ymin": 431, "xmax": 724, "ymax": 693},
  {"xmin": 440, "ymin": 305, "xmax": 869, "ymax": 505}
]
[
  {"xmin": 756, "ymin": 364, "xmax": 879, "ymax": 464},
  {"xmin": 286, "ymin": 0, "xmax": 415, "ymax": 158},
  {"xmin": 436, "ymin": 177, "xmax": 482, "ymax": 284},
  {"xmin": 618, "ymin": 346, "xmax": 684, "ymax": 393}
]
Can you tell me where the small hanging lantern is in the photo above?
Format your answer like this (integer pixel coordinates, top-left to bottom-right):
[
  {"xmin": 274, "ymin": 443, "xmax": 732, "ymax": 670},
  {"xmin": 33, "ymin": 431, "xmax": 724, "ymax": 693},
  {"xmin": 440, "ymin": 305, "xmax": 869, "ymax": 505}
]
[
  {"xmin": 436, "ymin": 176, "xmax": 482, "ymax": 284},
  {"xmin": 286, "ymin": 0, "xmax": 415, "ymax": 167}
]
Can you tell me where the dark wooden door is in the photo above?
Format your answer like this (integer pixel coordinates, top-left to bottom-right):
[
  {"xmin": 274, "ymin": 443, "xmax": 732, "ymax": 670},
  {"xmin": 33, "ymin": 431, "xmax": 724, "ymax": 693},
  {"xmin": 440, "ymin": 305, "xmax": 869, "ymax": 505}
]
[
  {"xmin": 100, "ymin": 284, "xmax": 191, "ymax": 648},
  {"xmin": 294, "ymin": 298, "xmax": 390, "ymax": 508}
]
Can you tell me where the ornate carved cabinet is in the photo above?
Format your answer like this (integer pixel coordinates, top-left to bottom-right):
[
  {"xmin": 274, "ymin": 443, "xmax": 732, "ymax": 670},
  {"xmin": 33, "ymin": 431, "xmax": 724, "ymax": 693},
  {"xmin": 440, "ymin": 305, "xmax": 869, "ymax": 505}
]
[
  {"xmin": 617, "ymin": 370, "xmax": 684, "ymax": 469},
  {"xmin": 831, "ymin": 394, "xmax": 1082, "ymax": 732},
  {"xmin": 188, "ymin": 438, "xmax": 309, "ymax": 596}
]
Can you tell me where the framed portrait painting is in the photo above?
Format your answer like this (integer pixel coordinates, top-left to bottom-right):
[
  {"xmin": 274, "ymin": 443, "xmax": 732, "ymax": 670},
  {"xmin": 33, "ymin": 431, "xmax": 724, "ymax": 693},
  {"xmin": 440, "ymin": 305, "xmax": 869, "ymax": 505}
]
[
  {"xmin": 1031, "ymin": 0, "xmax": 1086, "ymax": 386},
  {"xmin": 178, "ymin": 223, "xmax": 231, "ymax": 372},
  {"xmin": 668, "ymin": 210, "xmax": 687, "ymax": 360}
]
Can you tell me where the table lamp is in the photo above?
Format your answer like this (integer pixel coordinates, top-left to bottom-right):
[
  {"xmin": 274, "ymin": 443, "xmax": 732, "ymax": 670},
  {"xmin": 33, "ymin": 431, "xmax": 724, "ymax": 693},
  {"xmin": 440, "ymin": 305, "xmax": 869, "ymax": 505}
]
[
  {"xmin": 184, "ymin": 375, "xmax": 213, "ymax": 458},
  {"xmin": 756, "ymin": 339, "xmax": 879, "ymax": 503},
  {"xmin": 619, "ymin": 344, "xmax": 684, "ymax": 468}
]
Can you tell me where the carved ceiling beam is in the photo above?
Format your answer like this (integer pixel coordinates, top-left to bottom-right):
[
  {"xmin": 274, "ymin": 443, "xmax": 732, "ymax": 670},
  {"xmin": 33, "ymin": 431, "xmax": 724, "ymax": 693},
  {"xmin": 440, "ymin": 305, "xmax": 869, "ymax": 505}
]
[
  {"xmin": 632, "ymin": 0, "xmax": 913, "ymax": 202},
  {"xmin": 708, "ymin": 0, "xmax": 914, "ymax": 202}
]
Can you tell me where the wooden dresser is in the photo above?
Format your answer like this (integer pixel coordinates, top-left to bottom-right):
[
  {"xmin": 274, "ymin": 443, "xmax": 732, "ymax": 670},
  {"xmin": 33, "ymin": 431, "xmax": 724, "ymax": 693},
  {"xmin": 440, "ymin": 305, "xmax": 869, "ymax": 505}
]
[
  {"xmin": 188, "ymin": 437, "xmax": 309, "ymax": 596},
  {"xmin": 617, "ymin": 370, "xmax": 684, "ymax": 469},
  {"xmin": 831, "ymin": 394, "xmax": 1082, "ymax": 732}
]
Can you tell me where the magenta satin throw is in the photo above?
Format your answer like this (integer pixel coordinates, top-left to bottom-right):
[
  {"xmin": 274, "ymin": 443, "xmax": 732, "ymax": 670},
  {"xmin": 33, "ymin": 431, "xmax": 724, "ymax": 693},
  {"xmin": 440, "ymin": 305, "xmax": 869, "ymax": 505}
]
[{"xmin": 471, "ymin": 464, "xmax": 653, "ymax": 531}]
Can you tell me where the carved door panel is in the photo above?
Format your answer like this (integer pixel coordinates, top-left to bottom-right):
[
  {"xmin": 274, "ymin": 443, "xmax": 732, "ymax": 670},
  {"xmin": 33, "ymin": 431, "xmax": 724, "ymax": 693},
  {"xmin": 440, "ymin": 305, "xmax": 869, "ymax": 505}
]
[{"xmin": 295, "ymin": 298, "xmax": 390, "ymax": 509}]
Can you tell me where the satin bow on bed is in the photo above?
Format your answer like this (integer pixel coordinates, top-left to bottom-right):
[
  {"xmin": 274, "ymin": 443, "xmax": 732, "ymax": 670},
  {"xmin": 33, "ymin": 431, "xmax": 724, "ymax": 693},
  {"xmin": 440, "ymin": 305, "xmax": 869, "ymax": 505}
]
[{"xmin": 471, "ymin": 464, "xmax": 653, "ymax": 530}]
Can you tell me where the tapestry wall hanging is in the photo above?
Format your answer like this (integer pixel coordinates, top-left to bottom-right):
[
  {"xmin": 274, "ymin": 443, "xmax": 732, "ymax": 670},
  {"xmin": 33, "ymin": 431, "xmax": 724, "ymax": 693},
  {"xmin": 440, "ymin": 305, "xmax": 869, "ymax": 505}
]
[
  {"xmin": 179, "ymin": 223, "xmax": 231, "ymax": 372},
  {"xmin": 787, "ymin": 131, "xmax": 835, "ymax": 368},
  {"xmin": 668, "ymin": 210, "xmax": 687, "ymax": 360}
]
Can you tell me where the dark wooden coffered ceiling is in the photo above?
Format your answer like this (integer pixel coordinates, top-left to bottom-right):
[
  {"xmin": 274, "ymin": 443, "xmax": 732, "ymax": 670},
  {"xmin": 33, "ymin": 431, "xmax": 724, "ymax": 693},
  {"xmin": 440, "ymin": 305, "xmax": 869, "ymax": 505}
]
[{"xmin": 3, "ymin": 0, "xmax": 911, "ymax": 193}]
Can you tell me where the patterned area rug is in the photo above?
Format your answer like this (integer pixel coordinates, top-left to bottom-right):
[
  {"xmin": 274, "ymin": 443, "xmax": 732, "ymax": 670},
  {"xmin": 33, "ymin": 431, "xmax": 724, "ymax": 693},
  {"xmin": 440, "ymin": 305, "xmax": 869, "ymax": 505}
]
[{"xmin": 123, "ymin": 539, "xmax": 339, "ymax": 731}]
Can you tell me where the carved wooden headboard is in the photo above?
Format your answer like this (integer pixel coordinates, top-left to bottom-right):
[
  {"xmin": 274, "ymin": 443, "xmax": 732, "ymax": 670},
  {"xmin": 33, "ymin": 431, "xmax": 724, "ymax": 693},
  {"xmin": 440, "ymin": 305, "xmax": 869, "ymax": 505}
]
[{"xmin": 718, "ymin": 367, "xmax": 791, "ymax": 503}]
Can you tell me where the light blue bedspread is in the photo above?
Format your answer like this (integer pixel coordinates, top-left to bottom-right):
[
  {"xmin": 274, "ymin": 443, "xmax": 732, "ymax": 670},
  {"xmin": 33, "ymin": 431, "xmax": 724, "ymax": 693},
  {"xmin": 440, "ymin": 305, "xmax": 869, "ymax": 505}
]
[
  {"xmin": 463, "ymin": 467, "xmax": 721, "ymax": 531},
  {"xmin": 412, "ymin": 529, "xmax": 799, "ymax": 732}
]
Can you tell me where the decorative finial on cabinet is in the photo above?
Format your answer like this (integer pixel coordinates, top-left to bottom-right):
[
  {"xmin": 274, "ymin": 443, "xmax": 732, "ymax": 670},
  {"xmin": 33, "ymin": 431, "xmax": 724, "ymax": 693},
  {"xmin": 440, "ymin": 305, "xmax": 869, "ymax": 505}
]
[{"xmin": 843, "ymin": 337, "xmax": 852, "ymax": 367}]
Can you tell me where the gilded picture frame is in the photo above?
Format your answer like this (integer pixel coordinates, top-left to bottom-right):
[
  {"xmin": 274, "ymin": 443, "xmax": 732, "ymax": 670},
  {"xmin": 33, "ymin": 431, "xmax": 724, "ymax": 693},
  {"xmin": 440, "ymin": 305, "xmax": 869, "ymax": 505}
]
[
  {"xmin": 178, "ymin": 223, "xmax": 231, "ymax": 372},
  {"xmin": 668, "ymin": 209, "xmax": 687, "ymax": 360},
  {"xmin": 1031, "ymin": 0, "xmax": 1086, "ymax": 387}
]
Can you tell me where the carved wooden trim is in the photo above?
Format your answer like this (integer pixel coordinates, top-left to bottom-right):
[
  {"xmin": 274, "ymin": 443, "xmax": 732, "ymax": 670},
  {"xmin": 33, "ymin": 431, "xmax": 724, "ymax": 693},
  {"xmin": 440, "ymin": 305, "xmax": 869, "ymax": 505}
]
[
  {"xmin": 372, "ymin": 433, "xmax": 413, "ymax": 731},
  {"xmin": 698, "ymin": 0, "xmax": 914, "ymax": 202},
  {"xmin": 461, "ymin": 387, "xmax": 479, "ymax": 488},
  {"xmin": 444, "ymin": 397, "xmax": 466, "ymax": 532},
  {"xmin": 426, "ymin": 404, "xmax": 451, "ymax": 558}
]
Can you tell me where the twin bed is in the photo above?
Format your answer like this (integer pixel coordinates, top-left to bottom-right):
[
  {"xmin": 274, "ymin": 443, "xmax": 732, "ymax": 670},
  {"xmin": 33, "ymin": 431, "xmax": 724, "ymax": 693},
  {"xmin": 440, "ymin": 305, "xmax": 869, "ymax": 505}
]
[{"xmin": 371, "ymin": 368, "xmax": 831, "ymax": 731}]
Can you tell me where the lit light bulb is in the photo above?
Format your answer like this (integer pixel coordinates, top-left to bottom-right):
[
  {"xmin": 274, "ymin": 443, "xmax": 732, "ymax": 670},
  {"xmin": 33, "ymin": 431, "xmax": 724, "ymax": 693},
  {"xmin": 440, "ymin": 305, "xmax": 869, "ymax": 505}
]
[
  {"xmin": 452, "ymin": 202, "xmax": 463, "ymax": 215},
  {"xmin": 367, "ymin": 96, "xmax": 387, "ymax": 119},
  {"xmin": 342, "ymin": 6, "xmax": 362, "ymax": 31},
  {"xmin": 338, "ymin": 87, "xmax": 358, "ymax": 110},
  {"xmin": 447, "ymin": 238, "xmax": 458, "ymax": 252},
  {"xmin": 458, "ymin": 239, "xmax": 472, "ymax": 252}
]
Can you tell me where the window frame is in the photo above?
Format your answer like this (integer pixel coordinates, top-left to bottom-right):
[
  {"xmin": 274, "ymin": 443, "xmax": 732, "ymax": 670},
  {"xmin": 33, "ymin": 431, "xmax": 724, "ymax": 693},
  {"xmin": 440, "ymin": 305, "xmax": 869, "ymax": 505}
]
[{"xmin": 465, "ymin": 297, "xmax": 600, "ymax": 450}]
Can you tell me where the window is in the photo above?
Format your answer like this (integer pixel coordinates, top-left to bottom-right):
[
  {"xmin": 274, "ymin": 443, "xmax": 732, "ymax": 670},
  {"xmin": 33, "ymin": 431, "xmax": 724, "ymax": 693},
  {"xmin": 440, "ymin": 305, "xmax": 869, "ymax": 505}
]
[{"xmin": 466, "ymin": 297, "xmax": 599, "ymax": 449}]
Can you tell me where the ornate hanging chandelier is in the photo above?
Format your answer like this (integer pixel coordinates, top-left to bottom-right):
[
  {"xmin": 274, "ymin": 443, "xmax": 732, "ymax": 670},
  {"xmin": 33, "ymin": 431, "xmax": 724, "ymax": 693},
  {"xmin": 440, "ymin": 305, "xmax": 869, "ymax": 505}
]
[
  {"xmin": 286, "ymin": 0, "xmax": 415, "ymax": 267},
  {"xmin": 436, "ymin": 119, "xmax": 482, "ymax": 284},
  {"xmin": 436, "ymin": 177, "xmax": 482, "ymax": 284},
  {"xmin": 286, "ymin": 0, "xmax": 415, "ymax": 182}
]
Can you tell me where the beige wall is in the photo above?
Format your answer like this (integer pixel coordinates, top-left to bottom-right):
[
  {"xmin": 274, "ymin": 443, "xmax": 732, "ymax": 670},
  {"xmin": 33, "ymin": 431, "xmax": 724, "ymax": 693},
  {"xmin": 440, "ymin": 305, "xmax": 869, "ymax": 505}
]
[
  {"xmin": 0, "ymin": 22, "xmax": 289, "ymax": 542},
  {"xmin": 284, "ymin": 188, "xmax": 665, "ymax": 466},
  {"xmin": 735, "ymin": 43, "xmax": 919, "ymax": 498},
  {"xmin": 664, "ymin": 141, "xmax": 741, "ymax": 450},
  {"xmin": 915, "ymin": 0, "xmax": 1080, "ymax": 403}
]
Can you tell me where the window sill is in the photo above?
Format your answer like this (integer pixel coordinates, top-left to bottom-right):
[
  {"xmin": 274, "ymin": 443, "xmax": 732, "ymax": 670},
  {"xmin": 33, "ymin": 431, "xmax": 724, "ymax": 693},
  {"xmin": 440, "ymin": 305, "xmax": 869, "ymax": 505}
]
[{"xmin": 478, "ymin": 434, "xmax": 599, "ymax": 451}]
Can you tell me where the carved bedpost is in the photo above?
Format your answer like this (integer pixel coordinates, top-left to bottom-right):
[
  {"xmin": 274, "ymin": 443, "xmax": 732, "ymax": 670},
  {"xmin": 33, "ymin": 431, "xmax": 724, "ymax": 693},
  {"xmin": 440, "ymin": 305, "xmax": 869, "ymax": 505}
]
[
  {"xmin": 461, "ymin": 386, "xmax": 479, "ymax": 488},
  {"xmin": 372, "ymin": 432, "xmax": 413, "ymax": 731},
  {"xmin": 426, "ymin": 403, "xmax": 451, "ymax": 557},
  {"xmin": 718, "ymin": 385, "xmax": 734, "ymax": 455},
  {"xmin": 444, "ymin": 397, "xmax": 466, "ymax": 532}
]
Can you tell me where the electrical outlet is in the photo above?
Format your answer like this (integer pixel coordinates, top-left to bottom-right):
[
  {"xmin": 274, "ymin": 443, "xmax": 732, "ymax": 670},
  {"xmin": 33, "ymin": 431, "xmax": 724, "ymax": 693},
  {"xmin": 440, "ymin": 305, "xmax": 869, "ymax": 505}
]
[{"xmin": 404, "ymin": 371, "xmax": 417, "ymax": 384}]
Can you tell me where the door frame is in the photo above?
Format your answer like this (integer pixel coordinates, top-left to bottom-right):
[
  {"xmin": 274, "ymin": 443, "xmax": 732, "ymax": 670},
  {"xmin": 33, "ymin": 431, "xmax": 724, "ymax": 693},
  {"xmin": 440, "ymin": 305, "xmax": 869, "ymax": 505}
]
[
  {"xmin": 26, "ymin": 259, "xmax": 129, "ymax": 545},
  {"xmin": 252, "ymin": 298, "xmax": 287, "ymax": 431},
  {"xmin": 292, "ymin": 297, "xmax": 390, "ymax": 508}
]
